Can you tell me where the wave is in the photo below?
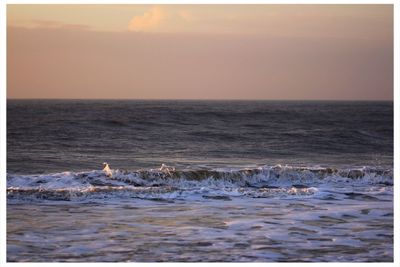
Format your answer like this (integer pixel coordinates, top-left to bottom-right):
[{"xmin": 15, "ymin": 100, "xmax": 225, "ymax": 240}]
[{"xmin": 7, "ymin": 164, "xmax": 393, "ymax": 202}]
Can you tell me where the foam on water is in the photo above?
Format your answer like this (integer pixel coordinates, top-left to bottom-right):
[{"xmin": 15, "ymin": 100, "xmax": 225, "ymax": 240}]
[{"xmin": 7, "ymin": 164, "xmax": 393, "ymax": 202}]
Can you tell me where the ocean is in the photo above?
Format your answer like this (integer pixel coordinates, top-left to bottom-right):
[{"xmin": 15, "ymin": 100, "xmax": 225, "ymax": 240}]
[{"xmin": 7, "ymin": 100, "xmax": 393, "ymax": 262}]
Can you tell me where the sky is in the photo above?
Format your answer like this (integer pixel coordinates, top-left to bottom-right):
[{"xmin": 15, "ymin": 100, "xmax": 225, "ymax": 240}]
[{"xmin": 7, "ymin": 4, "xmax": 393, "ymax": 100}]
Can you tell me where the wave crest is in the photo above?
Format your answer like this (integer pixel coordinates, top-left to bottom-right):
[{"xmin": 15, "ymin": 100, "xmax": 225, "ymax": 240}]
[{"xmin": 7, "ymin": 165, "xmax": 393, "ymax": 201}]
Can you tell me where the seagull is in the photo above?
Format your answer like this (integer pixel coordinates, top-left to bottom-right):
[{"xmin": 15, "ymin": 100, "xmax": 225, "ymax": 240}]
[
  {"xmin": 159, "ymin": 164, "xmax": 175, "ymax": 172},
  {"xmin": 159, "ymin": 164, "xmax": 175, "ymax": 176},
  {"xmin": 102, "ymin": 162, "xmax": 112, "ymax": 178}
]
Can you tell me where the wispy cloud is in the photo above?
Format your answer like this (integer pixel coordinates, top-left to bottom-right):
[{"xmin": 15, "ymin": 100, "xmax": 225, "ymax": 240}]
[
  {"xmin": 128, "ymin": 6, "xmax": 165, "ymax": 32},
  {"xmin": 9, "ymin": 19, "xmax": 91, "ymax": 30}
]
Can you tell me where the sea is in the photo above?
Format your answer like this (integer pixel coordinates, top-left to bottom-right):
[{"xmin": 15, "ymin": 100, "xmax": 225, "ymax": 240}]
[{"xmin": 6, "ymin": 100, "xmax": 394, "ymax": 262}]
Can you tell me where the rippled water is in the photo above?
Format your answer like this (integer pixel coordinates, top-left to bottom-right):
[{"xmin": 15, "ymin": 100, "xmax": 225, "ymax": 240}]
[
  {"xmin": 7, "ymin": 100, "xmax": 393, "ymax": 262},
  {"xmin": 7, "ymin": 188, "xmax": 393, "ymax": 262},
  {"xmin": 7, "ymin": 100, "xmax": 393, "ymax": 173}
]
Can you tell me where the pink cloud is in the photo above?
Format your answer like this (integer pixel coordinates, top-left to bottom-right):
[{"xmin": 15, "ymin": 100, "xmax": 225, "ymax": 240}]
[{"xmin": 128, "ymin": 6, "xmax": 165, "ymax": 32}]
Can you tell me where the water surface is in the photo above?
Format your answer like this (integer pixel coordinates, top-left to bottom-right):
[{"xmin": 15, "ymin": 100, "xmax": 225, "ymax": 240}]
[{"xmin": 7, "ymin": 100, "xmax": 393, "ymax": 262}]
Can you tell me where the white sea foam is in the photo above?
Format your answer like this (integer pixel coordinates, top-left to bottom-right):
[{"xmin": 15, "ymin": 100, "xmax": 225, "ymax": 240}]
[{"xmin": 6, "ymin": 164, "xmax": 392, "ymax": 202}]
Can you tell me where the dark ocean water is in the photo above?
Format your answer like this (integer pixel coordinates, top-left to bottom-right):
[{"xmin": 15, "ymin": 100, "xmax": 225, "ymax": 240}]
[
  {"xmin": 7, "ymin": 100, "xmax": 393, "ymax": 173},
  {"xmin": 7, "ymin": 100, "xmax": 394, "ymax": 262}
]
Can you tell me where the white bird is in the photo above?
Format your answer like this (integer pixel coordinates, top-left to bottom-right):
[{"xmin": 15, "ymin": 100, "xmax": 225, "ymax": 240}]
[
  {"xmin": 159, "ymin": 164, "xmax": 175, "ymax": 176},
  {"xmin": 159, "ymin": 164, "xmax": 167, "ymax": 171},
  {"xmin": 102, "ymin": 162, "xmax": 112, "ymax": 178}
]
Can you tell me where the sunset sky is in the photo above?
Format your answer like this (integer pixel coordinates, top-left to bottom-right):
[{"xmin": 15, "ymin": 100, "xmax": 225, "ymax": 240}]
[{"xmin": 7, "ymin": 4, "xmax": 393, "ymax": 100}]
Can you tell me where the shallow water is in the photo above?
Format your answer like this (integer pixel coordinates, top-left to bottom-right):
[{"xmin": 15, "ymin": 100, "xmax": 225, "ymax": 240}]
[{"xmin": 7, "ymin": 187, "xmax": 393, "ymax": 262}]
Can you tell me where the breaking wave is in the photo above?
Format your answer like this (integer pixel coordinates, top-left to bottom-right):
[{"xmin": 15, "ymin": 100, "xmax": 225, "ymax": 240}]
[{"xmin": 7, "ymin": 164, "xmax": 393, "ymax": 202}]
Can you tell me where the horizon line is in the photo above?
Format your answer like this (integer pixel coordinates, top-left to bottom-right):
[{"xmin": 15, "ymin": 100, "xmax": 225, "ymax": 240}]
[{"xmin": 6, "ymin": 98, "xmax": 394, "ymax": 102}]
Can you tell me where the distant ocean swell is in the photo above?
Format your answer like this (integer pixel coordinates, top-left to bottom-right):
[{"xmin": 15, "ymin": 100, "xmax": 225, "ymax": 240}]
[{"xmin": 7, "ymin": 165, "xmax": 393, "ymax": 202}]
